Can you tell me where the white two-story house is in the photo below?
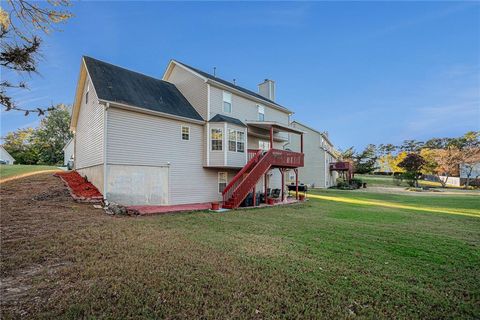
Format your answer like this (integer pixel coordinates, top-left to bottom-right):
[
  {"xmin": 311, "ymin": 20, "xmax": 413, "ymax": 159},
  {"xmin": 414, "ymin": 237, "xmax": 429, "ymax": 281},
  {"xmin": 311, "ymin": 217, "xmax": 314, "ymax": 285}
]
[
  {"xmin": 289, "ymin": 121, "xmax": 339, "ymax": 188},
  {"xmin": 70, "ymin": 57, "xmax": 305, "ymax": 207}
]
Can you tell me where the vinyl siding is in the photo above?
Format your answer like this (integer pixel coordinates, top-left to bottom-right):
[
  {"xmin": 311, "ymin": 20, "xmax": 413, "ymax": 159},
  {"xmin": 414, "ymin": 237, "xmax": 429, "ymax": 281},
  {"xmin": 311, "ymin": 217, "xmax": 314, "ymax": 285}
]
[
  {"xmin": 166, "ymin": 65, "xmax": 208, "ymax": 120},
  {"xmin": 106, "ymin": 107, "xmax": 237, "ymax": 204},
  {"xmin": 74, "ymin": 74, "xmax": 104, "ymax": 169},
  {"xmin": 290, "ymin": 122, "xmax": 337, "ymax": 188},
  {"xmin": 209, "ymin": 85, "xmax": 290, "ymax": 140}
]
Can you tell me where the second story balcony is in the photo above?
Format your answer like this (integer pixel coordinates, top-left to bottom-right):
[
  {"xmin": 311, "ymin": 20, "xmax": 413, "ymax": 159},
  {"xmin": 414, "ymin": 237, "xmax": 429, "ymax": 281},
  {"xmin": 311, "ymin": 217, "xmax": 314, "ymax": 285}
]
[{"xmin": 246, "ymin": 121, "xmax": 305, "ymax": 168}]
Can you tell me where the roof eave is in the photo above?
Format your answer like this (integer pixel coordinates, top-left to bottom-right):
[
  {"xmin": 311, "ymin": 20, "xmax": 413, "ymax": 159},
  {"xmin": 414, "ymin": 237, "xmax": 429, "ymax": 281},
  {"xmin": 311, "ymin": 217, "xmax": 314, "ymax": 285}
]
[
  {"xmin": 70, "ymin": 57, "xmax": 89, "ymax": 132},
  {"xmin": 98, "ymin": 99, "xmax": 206, "ymax": 125}
]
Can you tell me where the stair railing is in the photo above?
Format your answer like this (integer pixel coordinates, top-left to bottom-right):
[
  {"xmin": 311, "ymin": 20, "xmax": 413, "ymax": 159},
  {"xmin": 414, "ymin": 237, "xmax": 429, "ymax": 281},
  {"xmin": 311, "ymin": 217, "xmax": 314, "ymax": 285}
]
[
  {"xmin": 222, "ymin": 149, "xmax": 263, "ymax": 205},
  {"xmin": 228, "ymin": 149, "xmax": 275, "ymax": 208}
]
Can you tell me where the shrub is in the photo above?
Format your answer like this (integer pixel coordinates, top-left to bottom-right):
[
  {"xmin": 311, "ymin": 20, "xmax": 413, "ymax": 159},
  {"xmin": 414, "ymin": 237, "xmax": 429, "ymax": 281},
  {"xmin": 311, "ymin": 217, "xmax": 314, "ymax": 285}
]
[
  {"xmin": 350, "ymin": 178, "xmax": 363, "ymax": 189},
  {"xmin": 393, "ymin": 175, "xmax": 403, "ymax": 186}
]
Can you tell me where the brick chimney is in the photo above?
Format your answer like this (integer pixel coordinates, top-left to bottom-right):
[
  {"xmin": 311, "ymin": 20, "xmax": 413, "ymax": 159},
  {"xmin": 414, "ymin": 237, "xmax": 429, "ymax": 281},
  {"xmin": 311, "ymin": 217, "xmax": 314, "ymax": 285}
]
[{"xmin": 258, "ymin": 79, "xmax": 275, "ymax": 101}]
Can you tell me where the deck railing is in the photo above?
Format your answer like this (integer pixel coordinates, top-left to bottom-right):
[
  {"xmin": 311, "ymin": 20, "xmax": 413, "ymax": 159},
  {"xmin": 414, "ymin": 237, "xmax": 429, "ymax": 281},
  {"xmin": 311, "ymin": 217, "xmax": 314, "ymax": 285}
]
[
  {"xmin": 269, "ymin": 149, "xmax": 304, "ymax": 167},
  {"xmin": 330, "ymin": 161, "xmax": 352, "ymax": 171}
]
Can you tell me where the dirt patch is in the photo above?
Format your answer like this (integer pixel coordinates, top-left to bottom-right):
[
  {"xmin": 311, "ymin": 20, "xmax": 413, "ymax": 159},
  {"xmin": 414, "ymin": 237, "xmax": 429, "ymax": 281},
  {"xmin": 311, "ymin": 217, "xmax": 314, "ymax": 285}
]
[
  {"xmin": 32, "ymin": 188, "xmax": 70, "ymax": 201},
  {"xmin": 1, "ymin": 173, "xmax": 110, "ymax": 317}
]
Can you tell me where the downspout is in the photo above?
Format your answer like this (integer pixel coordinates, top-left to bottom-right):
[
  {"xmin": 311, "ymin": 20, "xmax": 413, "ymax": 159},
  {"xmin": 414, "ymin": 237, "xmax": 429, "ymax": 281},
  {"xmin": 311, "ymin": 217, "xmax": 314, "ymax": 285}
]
[
  {"xmin": 325, "ymin": 150, "xmax": 328, "ymax": 188},
  {"xmin": 207, "ymin": 84, "xmax": 210, "ymax": 166},
  {"xmin": 103, "ymin": 102, "xmax": 109, "ymax": 201}
]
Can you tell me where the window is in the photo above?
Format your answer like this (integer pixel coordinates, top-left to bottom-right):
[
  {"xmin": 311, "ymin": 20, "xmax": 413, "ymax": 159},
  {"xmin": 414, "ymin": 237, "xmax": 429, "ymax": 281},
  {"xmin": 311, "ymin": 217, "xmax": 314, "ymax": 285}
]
[
  {"xmin": 227, "ymin": 129, "xmax": 245, "ymax": 153},
  {"xmin": 218, "ymin": 172, "xmax": 227, "ymax": 193},
  {"xmin": 237, "ymin": 131, "xmax": 245, "ymax": 153},
  {"xmin": 181, "ymin": 126, "xmax": 190, "ymax": 140},
  {"xmin": 85, "ymin": 82, "xmax": 90, "ymax": 104},
  {"xmin": 223, "ymin": 91, "xmax": 232, "ymax": 113},
  {"xmin": 257, "ymin": 105, "xmax": 265, "ymax": 121},
  {"xmin": 259, "ymin": 140, "xmax": 270, "ymax": 151},
  {"xmin": 211, "ymin": 128, "xmax": 223, "ymax": 151},
  {"xmin": 228, "ymin": 129, "xmax": 236, "ymax": 151}
]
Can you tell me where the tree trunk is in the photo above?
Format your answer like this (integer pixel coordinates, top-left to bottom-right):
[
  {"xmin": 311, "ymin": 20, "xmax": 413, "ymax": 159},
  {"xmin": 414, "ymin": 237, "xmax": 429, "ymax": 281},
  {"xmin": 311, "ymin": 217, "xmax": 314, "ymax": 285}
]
[
  {"xmin": 442, "ymin": 174, "xmax": 449, "ymax": 188},
  {"xmin": 464, "ymin": 167, "xmax": 473, "ymax": 189}
]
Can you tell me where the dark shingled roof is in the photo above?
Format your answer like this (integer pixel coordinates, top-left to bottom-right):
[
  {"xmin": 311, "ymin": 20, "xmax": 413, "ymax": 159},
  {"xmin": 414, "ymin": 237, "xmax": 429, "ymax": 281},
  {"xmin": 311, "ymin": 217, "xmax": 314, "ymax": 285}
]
[
  {"xmin": 84, "ymin": 56, "xmax": 204, "ymax": 121},
  {"xmin": 209, "ymin": 114, "xmax": 246, "ymax": 127},
  {"xmin": 174, "ymin": 60, "xmax": 289, "ymax": 112}
]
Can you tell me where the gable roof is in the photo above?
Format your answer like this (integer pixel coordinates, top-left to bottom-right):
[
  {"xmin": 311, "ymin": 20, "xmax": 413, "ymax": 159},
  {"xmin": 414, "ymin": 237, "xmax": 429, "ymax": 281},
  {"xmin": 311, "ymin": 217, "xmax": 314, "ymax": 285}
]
[
  {"xmin": 291, "ymin": 120, "xmax": 334, "ymax": 146},
  {"xmin": 83, "ymin": 56, "xmax": 204, "ymax": 122},
  {"xmin": 169, "ymin": 60, "xmax": 291, "ymax": 113},
  {"xmin": 209, "ymin": 114, "xmax": 246, "ymax": 127}
]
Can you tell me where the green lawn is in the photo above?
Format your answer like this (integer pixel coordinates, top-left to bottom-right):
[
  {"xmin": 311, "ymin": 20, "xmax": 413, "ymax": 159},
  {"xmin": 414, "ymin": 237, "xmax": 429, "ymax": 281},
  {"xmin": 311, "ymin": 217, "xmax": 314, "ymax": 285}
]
[
  {"xmin": 2, "ymin": 175, "xmax": 480, "ymax": 319},
  {"xmin": 357, "ymin": 174, "xmax": 466, "ymax": 189},
  {"xmin": 0, "ymin": 164, "xmax": 59, "ymax": 179}
]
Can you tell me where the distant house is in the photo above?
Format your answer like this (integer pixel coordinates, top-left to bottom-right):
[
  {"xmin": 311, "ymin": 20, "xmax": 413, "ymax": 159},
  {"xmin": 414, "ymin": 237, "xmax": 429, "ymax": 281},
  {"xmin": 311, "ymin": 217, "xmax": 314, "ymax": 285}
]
[
  {"xmin": 0, "ymin": 146, "xmax": 15, "ymax": 164},
  {"xmin": 289, "ymin": 121, "xmax": 339, "ymax": 188},
  {"xmin": 63, "ymin": 138, "xmax": 74, "ymax": 166},
  {"xmin": 460, "ymin": 162, "xmax": 480, "ymax": 186},
  {"xmin": 70, "ymin": 57, "xmax": 305, "ymax": 207}
]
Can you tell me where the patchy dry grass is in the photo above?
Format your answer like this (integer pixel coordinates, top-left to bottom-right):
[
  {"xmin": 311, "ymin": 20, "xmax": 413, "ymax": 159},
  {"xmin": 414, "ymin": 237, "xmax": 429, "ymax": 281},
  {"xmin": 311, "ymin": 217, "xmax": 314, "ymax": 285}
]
[
  {"xmin": 1, "ymin": 173, "xmax": 479, "ymax": 319},
  {"xmin": 0, "ymin": 164, "xmax": 59, "ymax": 181}
]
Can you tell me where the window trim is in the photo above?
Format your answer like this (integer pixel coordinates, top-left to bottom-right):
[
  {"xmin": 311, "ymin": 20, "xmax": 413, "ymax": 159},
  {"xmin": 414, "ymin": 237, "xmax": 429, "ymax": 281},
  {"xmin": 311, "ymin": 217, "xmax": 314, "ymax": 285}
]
[
  {"xmin": 181, "ymin": 125, "xmax": 190, "ymax": 141},
  {"xmin": 236, "ymin": 130, "xmax": 245, "ymax": 153},
  {"xmin": 223, "ymin": 91, "xmax": 232, "ymax": 114},
  {"xmin": 257, "ymin": 104, "xmax": 265, "ymax": 121},
  {"xmin": 228, "ymin": 129, "xmax": 236, "ymax": 152},
  {"xmin": 211, "ymin": 128, "xmax": 223, "ymax": 151},
  {"xmin": 218, "ymin": 172, "xmax": 228, "ymax": 194}
]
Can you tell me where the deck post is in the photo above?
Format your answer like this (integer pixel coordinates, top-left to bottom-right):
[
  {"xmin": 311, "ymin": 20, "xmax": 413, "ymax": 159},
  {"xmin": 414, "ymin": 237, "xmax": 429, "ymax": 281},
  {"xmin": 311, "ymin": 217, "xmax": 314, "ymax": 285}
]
[
  {"xmin": 270, "ymin": 126, "xmax": 274, "ymax": 149},
  {"xmin": 264, "ymin": 173, "xmax": 268, "ymax": 204},
  {"xmin": 253, "ymin": 185, "xmax": 256, "ymax": 206},
  {"xmin": 295, "ymin": 169, "xmax": 299, "ymax": 200},
  {"xmin": 279, "ymin": 168, "xmax": 285, "ymax": 202},
  {"xmin": 300, "ymin": 133, "xmax": 304, "ymax": 153}
]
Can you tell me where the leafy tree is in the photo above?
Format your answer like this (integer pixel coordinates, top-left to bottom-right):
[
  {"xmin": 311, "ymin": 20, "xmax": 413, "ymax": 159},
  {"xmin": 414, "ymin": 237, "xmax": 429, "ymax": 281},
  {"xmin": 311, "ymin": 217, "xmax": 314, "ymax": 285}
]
[
  {"xmin": 3, "ymin": 127, "xmax": 38, "ymax": 164},
  {"xmin": 354, "ymin": 144, "xmax": 378, "ymax": 174},
  {"xmin": 377, "ymin": 144, "xmax": 397, "ymax": 156},
  {"xmin": 339, "ymin": 147, "xmax": 355, "ymax": 162},
  {"xmin": 456, "ymin": 131, "xmax": 480, "ymax": 188},
  {"xmin": 419, "ymin": 148, "xmax": 438, "ymax": 175},
  {"xmin": 398, "ymin": 153, "xmax": 426, "ymax": 187},
  {"xmin": 389, "ymin": 151, "xmax": 407, "ymax": 174},
  {"xmin": 1, "ymin": 0, "xmax": 72, "ymax": 115},
  {"xmin": 424, "ymin": 138, "xmax": 448, "ymax": 149},
  {"xmin": 434, "ymin": 148, "xmax": 462, "ymax": 187},
  {"xmin": 3, "ymin": 104, "xmax": 72, "ymax": 165},
  {"xmin": 400, "ymin": 140, "xmax": 424, "ymax": 153},
  {"xmin": 34, "ymin": 104, "xmax": 73, "ymax": 164}
]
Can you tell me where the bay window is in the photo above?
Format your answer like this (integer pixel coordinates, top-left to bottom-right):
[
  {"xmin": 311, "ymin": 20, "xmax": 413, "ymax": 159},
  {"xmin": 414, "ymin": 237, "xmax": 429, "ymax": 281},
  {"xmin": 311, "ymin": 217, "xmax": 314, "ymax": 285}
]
[{"xmin": 211, "ymin": 128, "xmax": 223, "ymax": 151}]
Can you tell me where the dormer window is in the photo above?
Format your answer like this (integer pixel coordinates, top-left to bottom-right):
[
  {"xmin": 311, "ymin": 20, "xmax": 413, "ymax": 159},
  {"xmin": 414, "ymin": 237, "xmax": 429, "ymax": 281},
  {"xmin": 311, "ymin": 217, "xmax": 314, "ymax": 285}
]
[
  {"xmin": 257, "ymin": 105, "xmax": 265, "ymax": 121},
  {"xmin": 223, "ymin": 91, "xmax": 232, "ymax": 113},
  {"xmin": 85, "ymin": 82, "xmax": 90, "ymax": 104}
]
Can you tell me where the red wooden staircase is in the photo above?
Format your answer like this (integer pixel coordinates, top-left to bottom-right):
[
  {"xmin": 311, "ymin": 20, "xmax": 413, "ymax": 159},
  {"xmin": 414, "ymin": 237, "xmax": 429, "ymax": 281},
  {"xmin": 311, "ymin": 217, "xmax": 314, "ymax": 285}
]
[{"xmin": 222, "ymin": 149, "xmax": 304, "ymax": 209}]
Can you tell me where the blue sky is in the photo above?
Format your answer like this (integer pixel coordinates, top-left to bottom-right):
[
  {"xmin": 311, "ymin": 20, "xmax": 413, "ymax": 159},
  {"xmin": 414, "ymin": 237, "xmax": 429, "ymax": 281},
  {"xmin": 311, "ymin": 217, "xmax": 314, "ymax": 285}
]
[{"xmin": 1, "ymin": 1, "xmax": 479, "ymax": 150}]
